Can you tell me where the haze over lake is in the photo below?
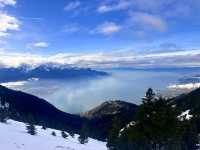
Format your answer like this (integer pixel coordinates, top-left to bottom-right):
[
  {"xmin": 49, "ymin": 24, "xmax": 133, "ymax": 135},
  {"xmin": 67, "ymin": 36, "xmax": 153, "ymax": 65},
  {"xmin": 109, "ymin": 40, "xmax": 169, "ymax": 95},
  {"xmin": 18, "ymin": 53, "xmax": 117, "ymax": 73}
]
[{"xmin": 1, "ymin": 69, "xmax": 199, "ymax": 114}]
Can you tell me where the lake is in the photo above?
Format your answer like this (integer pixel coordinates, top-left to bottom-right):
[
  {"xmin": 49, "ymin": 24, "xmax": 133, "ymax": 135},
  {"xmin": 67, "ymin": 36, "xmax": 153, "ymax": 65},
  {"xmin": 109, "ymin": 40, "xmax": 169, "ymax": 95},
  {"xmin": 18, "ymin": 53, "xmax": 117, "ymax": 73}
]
[{"xmin": 1, "ymin": 69, "xmax": 199, "ymax": 114}]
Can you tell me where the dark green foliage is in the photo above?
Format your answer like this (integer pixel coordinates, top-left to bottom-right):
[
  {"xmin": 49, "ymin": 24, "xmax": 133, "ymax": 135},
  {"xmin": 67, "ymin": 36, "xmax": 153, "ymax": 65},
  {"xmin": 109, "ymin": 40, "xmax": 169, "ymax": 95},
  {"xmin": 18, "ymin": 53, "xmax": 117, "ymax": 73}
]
[
  {"xmin": 61, "ymin": 131, "xmax": 68, "ymax": 139},
  {"xmin": 142, "ymin": 88, "xmax": 155, "ymax": 104},
  {"xmin": 26, "ymin": 114, "xmax": 37, "ymax": 135},
  {"xmin": 26, "ymin": 123, "xmax": 37, "ymax": 135},
  {"xmin": 52, "ymin": 131, "xmax": 56, "ymax": 136},
  {"xmin": 78, "ymin": 121, "xmax": 89, "ymax": 144},
  {"xmin": 107, "ymin": 88, "xmax": 199, "ymax": 150},
  {"xmin": 78, "ymin": 134, "xmax": 88, "ymax": 144},
  {"xmin": 68, "ymin": 130, "xmax": 75, "ymax": 138},
  {"xmin": 107, "ymin": 117, "xmax": 123, "ymax": 150},
  {"xmin": 0, "ymin": 101, "xmax": 10, "ymax": 123},
  {"xmin": 42, "ymin": 125, "xmax": 47, "ymax": 130},
  {"xmin": 0, "ymin": 85, "xmax": 83, "ymax": 135}
]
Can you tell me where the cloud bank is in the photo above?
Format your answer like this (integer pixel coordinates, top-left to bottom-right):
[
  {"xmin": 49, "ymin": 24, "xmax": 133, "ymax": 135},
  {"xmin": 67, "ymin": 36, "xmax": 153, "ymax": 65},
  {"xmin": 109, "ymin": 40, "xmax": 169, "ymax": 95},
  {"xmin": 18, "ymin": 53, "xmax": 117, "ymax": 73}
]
[
  {"xmin": 64, "ymin": 1, "xmax": 81, "ymax": 11},
  {"xmin": 0, "ymin": 49, "xmax": 200, "ymax": 68},
  {"xmin": 92, "ymin": 22, "xmax": 121, "ymax": 35},
  {"xmin": 27, "ymin": 42, "xmax": 49, "ymax": 49},
  {"xmin": 0, "ymin": 0, "xmax": 16, "ymax": 7}
]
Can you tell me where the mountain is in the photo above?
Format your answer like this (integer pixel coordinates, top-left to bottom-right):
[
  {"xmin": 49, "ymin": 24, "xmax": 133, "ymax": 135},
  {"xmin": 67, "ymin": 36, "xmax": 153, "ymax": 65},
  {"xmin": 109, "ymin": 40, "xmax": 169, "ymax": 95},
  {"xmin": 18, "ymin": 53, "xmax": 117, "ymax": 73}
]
[
  {"xmin": 0, "ymin": 85, "xmax": 138, "ymax": 141},
  {"xmin": 0, "ymin": 64, "xmax": 109, "ymax": 82},
  {"xmin": 82, "ymin": 101, "xmax": 138, "ymax": 119},
  {"xmin": 0, "ymin": 120, "xmax": 106, "ymax": 150},
  {"xmin": 0, "ymin": 85, "xmax": 83, "ymax": 133},
  {"xmin": 175, "ymin": 88, "xmax": 200, "ymax": 111},
  {"xmin": 81, "ymin": 101, "xmax": 138, "ymax": 140}
]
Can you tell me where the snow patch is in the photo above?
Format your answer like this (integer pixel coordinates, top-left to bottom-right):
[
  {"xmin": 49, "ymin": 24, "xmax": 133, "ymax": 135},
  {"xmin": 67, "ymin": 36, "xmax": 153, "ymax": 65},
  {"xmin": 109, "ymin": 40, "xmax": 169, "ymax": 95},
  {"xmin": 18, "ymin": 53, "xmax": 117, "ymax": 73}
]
[
  {"xmin": 178, "ymin": 110, "xmax": 193, "ymax": 121},
  {"xmin": 0, "ymin": 120, "xmax": 107, "ymax": 150}
]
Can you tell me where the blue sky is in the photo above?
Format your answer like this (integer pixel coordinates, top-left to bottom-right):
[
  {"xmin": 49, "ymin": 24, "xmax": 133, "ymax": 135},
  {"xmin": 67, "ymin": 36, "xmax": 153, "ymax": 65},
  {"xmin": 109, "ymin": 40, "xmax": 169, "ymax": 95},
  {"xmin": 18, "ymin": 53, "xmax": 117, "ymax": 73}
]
[{"xmin": 0, "ymin": 0, "xmax": 200, "ymax": 68}]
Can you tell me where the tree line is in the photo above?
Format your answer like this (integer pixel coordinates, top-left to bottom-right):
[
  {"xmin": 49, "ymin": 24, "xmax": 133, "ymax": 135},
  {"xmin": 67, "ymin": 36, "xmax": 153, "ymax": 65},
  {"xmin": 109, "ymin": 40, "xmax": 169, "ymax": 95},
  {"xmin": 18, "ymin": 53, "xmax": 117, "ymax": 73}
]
[
  {"xmin": 107, "ymin": 88, "xmax": 200, "ymax": 150},
  {"xmin": 0, "ymin": 97, "xmax": 89, "ymax": 145}
]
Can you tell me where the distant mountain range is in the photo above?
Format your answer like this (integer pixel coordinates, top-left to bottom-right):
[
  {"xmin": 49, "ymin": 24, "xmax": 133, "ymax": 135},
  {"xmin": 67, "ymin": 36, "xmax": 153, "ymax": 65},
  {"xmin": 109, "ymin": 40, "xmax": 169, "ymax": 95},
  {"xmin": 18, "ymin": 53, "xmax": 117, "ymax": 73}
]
[
  {"xmin": 0, "ymin": 64, "xmax": 109, "ymax": 82},
  {"xmin": 110, "ymin": 67, "xmax": 200, "ymax": 72},
  {"xmin": 179, "ymin": 75, "xmax": 200, "ymax": 84}
]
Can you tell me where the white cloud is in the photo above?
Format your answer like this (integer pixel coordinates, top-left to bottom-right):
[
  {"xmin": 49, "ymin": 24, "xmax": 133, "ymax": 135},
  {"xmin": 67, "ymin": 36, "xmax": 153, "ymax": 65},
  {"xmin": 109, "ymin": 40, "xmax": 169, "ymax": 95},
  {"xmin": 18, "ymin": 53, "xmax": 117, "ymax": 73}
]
[
  {"xmin": 97, "ymin": 0, "xmax": 132, "ymax": 13},
  {"xmin": 63, "ymin": 24, "xmax": 80, "ymax": 33},
  {"xmin": 0, "ymin": 49, "xmax": 200, "ymax": 68},
  {"xmin": 93, "ymin": 22, "xmax": 121, "ymax": 35},
  {"xmin": 33, "ymin": 42, "xmax": 48, "ymax": 48},
  {"xmin": 27, "ymin": 42, "xmax": 49, "ymax": 49},
  {"xmin": 64, "ymin": 1, "xmax": 80, "ymax": 11},
  {"xmin": 97, "ymin": 0, "xmax": 196, "ymax": 18},
  {"xmin": 130, "ymin": 12, "xmax": 167, "ymax": 32},
  {"xmin": 0, "ymin": 0, "xmax": 16, "ymax": 7},
  {"xmin": 0, "ymin": 13, "xmax": 20, "ymax": 37}
]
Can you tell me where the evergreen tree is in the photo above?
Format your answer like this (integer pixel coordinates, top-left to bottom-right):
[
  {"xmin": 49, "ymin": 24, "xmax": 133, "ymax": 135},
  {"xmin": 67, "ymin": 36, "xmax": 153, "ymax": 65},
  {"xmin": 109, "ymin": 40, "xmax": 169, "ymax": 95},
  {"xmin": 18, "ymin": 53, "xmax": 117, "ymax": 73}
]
[
  {"xmin": 26, "ymin": 114, "xmax": 37, "ymax": 135},
  {"xmin": 42, "ymin": 125, "xmax": 47, "ymax": 130},
  {"xmin": 78, "ymin": 121, "xmax": 89, "ymax": 144},
  {"xmin": 180, "ymin": 115, "xmax": 199, "ymax": 150},
  {"xmin": 107, "ymin": 117, "xmax": 123, "ymax": 150},
  {"xmin": 142, "ymin": 88, "xmax": 155, "ymax": 104},
  {"xmin": 52, "ymin": 131, "xmax": 56, "ymax": 136},
  {"xmin": 0, "ymin": 100, "xmax": 10, "ymax": 123},
  {"xmin": 68, "ymin": 130, "xmax": 75, "ymax": 138},
  {"xmin": 109, "ymin": 88, "xmax": 199, "ymax": 150},
  {"xmin": 61, "ymin": 131, "xmax": 68, "ymax": 139},
  {"xmin": 26, "ymin": 123, "xmax": 37, "ymax": 135}
]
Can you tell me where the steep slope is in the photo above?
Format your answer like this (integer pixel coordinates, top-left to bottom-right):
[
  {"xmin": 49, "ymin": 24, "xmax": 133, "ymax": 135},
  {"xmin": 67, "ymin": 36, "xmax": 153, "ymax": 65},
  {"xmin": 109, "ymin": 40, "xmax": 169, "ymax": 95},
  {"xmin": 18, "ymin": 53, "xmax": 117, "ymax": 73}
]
[
  {"xmin": 0, "ymin": 120, "xmax": 106, "ymax": 150},
  {"xmin": 82, "ymin": 101, "xmax": 138, "ymax": 119},
  {"xmin": 82, "ymin": 101, "xmax": 138, "ymax": 140},
  {"xmin": 0, "ymin": 85, "xmax": 83, "ymax": 133},
  {"xmin": 175, "ymin": 88, "xmax": 200, "ymax": 111},
  {"xmin": 0, "ymin": 85, "xmax": 139, "ymax": 141}
]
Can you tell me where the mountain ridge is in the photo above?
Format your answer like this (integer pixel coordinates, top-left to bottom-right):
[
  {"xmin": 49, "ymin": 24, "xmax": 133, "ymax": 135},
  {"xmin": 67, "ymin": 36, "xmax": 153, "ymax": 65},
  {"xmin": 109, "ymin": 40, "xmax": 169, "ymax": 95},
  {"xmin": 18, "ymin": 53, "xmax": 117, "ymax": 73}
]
[
  {"xmin": 0, "ymin": 64, "xmax": 109, "ymax": 82},
  {"xmin": 0, "ymin": 85, "xmax": 83, "ymax": 133}
]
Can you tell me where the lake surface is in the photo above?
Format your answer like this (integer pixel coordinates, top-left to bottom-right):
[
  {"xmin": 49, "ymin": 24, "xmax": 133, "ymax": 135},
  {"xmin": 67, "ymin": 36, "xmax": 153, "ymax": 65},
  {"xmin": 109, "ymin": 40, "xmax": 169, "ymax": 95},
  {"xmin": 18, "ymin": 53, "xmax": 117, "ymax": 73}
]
[{"xmin": 1, "ymin": 69, "xmax": 199, "ymax": 114}]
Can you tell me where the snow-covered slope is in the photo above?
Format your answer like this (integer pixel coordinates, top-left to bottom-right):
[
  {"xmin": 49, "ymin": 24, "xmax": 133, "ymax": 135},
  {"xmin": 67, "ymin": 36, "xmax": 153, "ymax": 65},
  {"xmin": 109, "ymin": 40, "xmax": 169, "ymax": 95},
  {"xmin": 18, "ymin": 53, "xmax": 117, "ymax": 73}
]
[{"xmin": 0, "ymin": 120, "xmax": 107, "ymax": 150}]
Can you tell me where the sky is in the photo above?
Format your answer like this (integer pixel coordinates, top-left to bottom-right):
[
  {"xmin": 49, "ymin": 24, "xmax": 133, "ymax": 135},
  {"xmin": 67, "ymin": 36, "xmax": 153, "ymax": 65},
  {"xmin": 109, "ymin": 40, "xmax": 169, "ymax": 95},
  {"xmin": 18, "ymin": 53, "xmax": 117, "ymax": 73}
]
[{"xmin": 0, "ymin": 0, "xmax": 200, "ymax": 68}]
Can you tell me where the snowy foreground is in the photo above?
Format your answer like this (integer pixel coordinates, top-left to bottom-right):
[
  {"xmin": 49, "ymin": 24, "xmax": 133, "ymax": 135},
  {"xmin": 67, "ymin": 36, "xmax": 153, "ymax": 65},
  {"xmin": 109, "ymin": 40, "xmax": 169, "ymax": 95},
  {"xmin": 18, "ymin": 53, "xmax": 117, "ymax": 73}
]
[{"xmin": 0, "ymin": 120, "xmax": 107, "ymax": 150}]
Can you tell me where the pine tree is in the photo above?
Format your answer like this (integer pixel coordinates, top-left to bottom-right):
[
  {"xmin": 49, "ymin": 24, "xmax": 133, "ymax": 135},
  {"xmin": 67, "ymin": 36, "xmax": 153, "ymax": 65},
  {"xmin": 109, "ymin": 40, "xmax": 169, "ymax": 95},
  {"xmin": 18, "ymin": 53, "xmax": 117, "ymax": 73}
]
[
  {"xmin": 0, "ymin": 100, "xmax": 10, "ymax": 123},
  {"xmin": 78, "ymin": 121, "xmax": 89, "ymax": 144},
  {"xmin": 26, "ymin": 114, "xmax": 37, "ymax": 135},
  {"xmin": 107, "ymin": 117, "xmax": 123, "ymax": 150},
  {"xmin": 42, "ymin": 125, "xmax": 47, "ymax": 130},
  {"xmin": 142, "ymin": 88, "xmax": 155, "ymax": 104},
  {"xmin": 52, "ymin": 131, "xmax": 56, "ymax": 136},
  {"xmin": 26, "ymin": 123, "xmax": 37, "ymax": 135},
  {"xmin": 112, "ymin": 88, "xmax": 200, "ymax": 150},
  {"xmin": 68, "ymin": 130, "xmax": 75, "ymax": 138},
  {"xmin": 61, "ymin": 131, "xmax": 68, "ymax": 139}
]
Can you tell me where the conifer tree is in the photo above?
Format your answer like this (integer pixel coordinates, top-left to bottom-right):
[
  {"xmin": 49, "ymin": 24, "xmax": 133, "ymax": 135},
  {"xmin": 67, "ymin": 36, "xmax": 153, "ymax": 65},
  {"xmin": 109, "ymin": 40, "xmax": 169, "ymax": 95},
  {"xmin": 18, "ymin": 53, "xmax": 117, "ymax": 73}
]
[
  {"xmin": 52, "ymin": 131, "xmax": 56, "ymax": 136},
  {"xmin": 0, "ymin": 100, "xmax": 10, "ymax": 123},
  {"xmin": 26, "ymin": 114, "xmax": 37, "ymax": 135},
  {"xmin": 107, "ymin": 117, "xmax": 123, "ymax": 150},
  {"xmin": 78, "ymin": 121, "xmax": 89, "ymax": 144},
  {"xmin": 61, "ymin": 131, "xmax": 68, "ymax": 139},
  {"xmin": 26, "ymin": 123, "xmax": 37, "ymax": 135},
  {"xmin": 109, "ymin": 88, "xmax": 199, "ymax": 150},
  {"xmin": 42, "ymin": 125, "xmax": 47, "ymax": 130},
  {"xmin": 68, "ymin": 130, "xmax": 75, "ymax": 138}
]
